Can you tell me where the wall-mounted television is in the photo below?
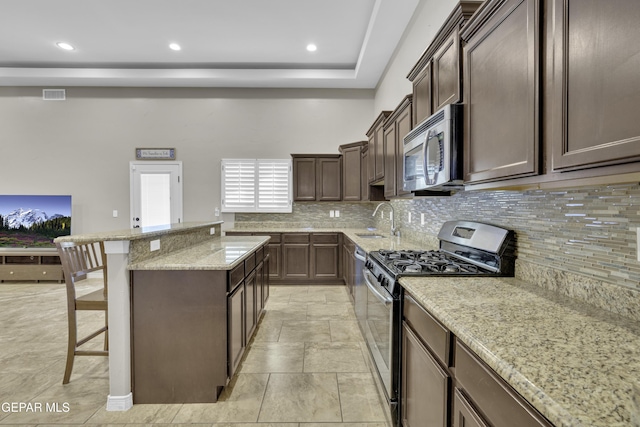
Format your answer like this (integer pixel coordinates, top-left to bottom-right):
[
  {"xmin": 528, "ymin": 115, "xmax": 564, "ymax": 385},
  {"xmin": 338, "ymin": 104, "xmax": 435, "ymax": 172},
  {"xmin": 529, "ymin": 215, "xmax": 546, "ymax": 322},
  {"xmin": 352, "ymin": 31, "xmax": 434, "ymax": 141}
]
[{"xmin": 0, "ymin": 195, "xmax": 72, "ymax": 249}]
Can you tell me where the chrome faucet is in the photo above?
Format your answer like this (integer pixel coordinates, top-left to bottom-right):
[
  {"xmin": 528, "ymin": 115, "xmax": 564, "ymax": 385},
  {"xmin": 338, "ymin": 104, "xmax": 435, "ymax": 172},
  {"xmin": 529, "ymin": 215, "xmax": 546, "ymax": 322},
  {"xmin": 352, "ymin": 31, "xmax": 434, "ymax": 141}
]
[{"xmin": 373, "ymin": 202, "xmax": 400, "ymax": 237}]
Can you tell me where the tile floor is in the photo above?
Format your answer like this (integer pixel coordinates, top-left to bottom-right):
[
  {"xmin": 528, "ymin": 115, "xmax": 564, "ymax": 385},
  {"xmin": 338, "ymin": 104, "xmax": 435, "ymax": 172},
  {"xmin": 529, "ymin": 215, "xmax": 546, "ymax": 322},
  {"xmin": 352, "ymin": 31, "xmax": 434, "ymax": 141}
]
[{"xmin": 0, "ymin": 280, "xmax": 389, "ymax": 427}]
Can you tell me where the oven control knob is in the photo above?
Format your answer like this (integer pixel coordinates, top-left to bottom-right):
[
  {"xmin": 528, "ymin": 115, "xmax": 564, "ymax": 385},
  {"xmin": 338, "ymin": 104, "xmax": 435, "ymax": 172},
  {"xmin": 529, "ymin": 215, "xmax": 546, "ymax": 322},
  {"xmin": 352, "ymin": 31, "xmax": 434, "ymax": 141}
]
[{"xmin": 381, "ymin": 277, "xmax": 389, "ymax": 287}]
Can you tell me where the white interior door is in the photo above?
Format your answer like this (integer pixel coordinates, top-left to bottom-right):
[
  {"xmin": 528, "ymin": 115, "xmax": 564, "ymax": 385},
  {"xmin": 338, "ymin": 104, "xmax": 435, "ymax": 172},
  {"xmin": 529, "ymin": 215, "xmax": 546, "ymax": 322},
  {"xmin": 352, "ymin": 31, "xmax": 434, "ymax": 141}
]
[{"xmin": 130, "ymin": 162, "xmax": 183, "ymax": 228}]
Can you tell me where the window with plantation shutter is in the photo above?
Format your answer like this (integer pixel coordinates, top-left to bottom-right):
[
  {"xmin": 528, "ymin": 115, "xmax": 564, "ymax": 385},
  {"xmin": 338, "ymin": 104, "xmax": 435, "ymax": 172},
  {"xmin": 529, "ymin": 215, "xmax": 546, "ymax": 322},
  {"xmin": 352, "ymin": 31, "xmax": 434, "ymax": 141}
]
[{"xmin": 221, "ymin": 159, "xmax": 292, "ymax": 213}]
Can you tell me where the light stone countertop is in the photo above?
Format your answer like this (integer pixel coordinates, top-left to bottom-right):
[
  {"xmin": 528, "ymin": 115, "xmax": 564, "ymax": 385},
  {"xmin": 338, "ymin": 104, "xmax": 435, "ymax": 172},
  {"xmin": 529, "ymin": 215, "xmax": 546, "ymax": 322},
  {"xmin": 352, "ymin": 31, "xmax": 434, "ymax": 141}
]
[
  {"xmin": 226, "ymin": 227, "xmax": 434, "ymax": 253},
  {"xmin": 128, "ymin": 235, "xmax": 269, "ymax": 271},
  {"xmin": 401, "ymin": 276, "xmax": 640, "ymax": 427},
  {"xmin": 55, "ymin": 221, "xmax": 223, "ymax": 243}
]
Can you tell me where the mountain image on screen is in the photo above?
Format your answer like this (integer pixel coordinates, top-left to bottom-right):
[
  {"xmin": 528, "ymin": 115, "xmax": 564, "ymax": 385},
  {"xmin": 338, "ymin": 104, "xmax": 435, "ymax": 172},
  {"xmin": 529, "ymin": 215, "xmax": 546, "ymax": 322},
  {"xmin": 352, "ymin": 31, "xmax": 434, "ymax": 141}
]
[{"xmin": 0, "ymin": 196, "xmax": 72, "ymax": 249}]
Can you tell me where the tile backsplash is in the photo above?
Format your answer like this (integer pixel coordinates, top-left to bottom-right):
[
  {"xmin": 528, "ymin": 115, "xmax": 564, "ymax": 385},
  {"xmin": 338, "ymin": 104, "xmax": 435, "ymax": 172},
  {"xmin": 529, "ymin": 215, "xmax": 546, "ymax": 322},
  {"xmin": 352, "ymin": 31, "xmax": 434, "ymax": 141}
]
[{"xmin": 235, "ymin": 183, "xmax": 640, "ymax": 320}]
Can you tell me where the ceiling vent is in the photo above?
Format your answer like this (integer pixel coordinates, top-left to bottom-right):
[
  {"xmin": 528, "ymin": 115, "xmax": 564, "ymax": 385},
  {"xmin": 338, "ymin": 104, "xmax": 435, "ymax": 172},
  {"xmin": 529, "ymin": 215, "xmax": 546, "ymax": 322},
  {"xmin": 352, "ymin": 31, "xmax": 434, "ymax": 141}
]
[{"xmin": 42, "ymin": 89, "xmax": 66, "ymax": 101}]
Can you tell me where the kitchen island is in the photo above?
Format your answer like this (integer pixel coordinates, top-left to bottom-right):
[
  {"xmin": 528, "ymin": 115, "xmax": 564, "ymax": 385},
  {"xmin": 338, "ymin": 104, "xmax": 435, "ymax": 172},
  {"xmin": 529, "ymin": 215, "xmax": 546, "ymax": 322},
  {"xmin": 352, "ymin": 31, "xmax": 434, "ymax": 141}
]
[{"xmin": 56, "ymin": 222, "xmax": 269, "ymax": 409}]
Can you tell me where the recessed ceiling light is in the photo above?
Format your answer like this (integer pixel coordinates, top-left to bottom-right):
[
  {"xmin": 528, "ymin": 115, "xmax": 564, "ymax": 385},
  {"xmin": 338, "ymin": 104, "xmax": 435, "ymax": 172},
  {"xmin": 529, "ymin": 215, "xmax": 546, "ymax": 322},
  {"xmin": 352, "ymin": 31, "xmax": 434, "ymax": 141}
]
[
  {"xmin": 169, "ymin": 43, "xmax": 181, "ymax": 51},
  {"xmin": 56, "ymin": 42, "xmax": 75, "ymax": 51},
  {"xmin": 306, "ymin": 44, "xmax": 317, "ymax": 52}
]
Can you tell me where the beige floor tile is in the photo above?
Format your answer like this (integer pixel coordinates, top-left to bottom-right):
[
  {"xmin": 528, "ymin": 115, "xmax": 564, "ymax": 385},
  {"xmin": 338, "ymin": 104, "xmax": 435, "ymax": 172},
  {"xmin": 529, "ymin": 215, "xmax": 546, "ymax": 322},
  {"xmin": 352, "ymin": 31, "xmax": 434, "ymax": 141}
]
[
  {"xmin": 330, "ymin": 320, "xmax": 365, "ymax": 343},
  {"xmin": 306, "ymin": 303, "xmax": 355, "ymax": 320},
  {"xmin": 258, "ymin": 373, "xmax": 342, "ymax": 422},
  {"xmin": 301, "ymin": 424, "xmax": 388, "ymax": 427},
  {"xmin": 171, "ymin": 373, "xmax": 269, "ymax": 423},
  {"xmin": 278, "ymin": 320, "xmax": 331, "ymax": 342},
  {"xmin": 304, "ymin": 342, "xmax": 369, "ymax": 373},
  {"xmin": 262, "ymin": 302, "xmax": 308, "ymax": 322},
  {"xmin": 251, "ymin": 319, "xmax": 283, "ymax": 342},
  {"xmin": 0, "ymin": 377, "xmax": 109, "ymax": 425},
  {"xmin": 1, "ymin": 282, "xmax": 389, "ymax": 426},
  {"xmin": 338, "ymin": 373, "xmax": 388, "ymax": 422},
  {"xmin": 87, "ymin": 402, "xmax": 182, "ymax": 425},
  {"xmin": 240, "ymin": 342, "xmax": 305, "ymax": 373}
]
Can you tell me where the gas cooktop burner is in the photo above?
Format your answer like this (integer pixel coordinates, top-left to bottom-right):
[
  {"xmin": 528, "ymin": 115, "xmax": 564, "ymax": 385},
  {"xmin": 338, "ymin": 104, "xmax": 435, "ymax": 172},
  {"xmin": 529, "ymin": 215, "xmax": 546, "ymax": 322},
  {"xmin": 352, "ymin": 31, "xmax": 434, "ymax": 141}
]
[{"xmin": 388, "ymin": 254, "xmax": 483, "ymax": 275}]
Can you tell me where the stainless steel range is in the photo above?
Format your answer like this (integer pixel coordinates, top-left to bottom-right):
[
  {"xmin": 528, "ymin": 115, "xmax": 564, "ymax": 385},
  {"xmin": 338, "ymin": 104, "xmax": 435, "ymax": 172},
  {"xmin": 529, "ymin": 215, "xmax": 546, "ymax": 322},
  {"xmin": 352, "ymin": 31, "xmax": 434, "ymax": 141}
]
[{"xmin": 358, "ymin": 220, "xmax": 516, "ymax": 426}]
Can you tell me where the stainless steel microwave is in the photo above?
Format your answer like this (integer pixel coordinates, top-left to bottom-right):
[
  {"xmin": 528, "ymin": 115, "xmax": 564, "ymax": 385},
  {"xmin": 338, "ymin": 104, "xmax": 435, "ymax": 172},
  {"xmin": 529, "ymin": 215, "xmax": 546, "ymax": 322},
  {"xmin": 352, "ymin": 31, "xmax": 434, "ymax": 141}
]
[{"xmin": 403, "ymin": 103, "xmax": 463, "ymax": 192}]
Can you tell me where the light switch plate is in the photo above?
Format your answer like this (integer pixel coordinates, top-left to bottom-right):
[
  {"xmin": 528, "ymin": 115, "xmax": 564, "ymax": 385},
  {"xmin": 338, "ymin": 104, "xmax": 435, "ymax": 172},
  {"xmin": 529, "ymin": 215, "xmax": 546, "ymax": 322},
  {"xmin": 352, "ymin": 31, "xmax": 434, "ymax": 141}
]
[
  {"xmin": 112, "ymin": 210, "xmax": 118, "ymax": 218},
  {"xmin": 408, "ymin": 212, "xmax": 412, "ymax": 223},
  {"xmin": 335, "ymin": 210, "xmax": 340, "ymax": 217},
  {"xmin": 330, "ymin": 210, "xmax": 335, "ymax": 218},
  {"xmin": 150, "ymin": 239, "xmax": 160, "ymax": 252},
  {"xmin": 210, "ymin": 227, "xmax": 216, "ymax": 235}
]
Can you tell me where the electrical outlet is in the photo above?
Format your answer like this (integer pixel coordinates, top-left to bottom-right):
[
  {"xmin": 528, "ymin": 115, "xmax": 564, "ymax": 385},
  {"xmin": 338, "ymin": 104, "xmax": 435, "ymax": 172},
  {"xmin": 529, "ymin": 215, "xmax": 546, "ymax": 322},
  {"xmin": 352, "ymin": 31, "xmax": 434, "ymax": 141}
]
[
  {"xmin": 408, "ymin": 212, "xmax": 412, "ymax": 223},
  {"xmin": 210, "ymin": 227, "xmax": 216, "ymax": 235},
  {"xmin": 335, "ymin": 210, "xmax": 340, "ymax": 218},
  {"xmin": 214, "ymin": 207, "xmax": 220, "ymax": 217},
  {"xmin": 637, "ymin": 227, "xmax": 640, "ymax": 262},
  {"xmin": 150, "ymin": 239, "xmax": 161, "ymax": 252},
  {"xmin": 421, "ymin": 213, "xmax": 425, "ymax": 225},
  {"xmin": 112, "ymin": 210, "xmax": 118, "ymax": 218},
  {"xmin": 330, "ymin": 210, "xmax": 335, "ymax": 218}
]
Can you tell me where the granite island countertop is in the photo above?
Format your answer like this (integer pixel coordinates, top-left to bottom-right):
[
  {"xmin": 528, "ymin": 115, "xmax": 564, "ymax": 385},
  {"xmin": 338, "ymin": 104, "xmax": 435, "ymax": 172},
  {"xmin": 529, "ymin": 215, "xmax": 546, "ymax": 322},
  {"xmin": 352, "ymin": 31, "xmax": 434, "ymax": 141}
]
[
  {"xmin": 129, "ymin": 235, "xmax": 269, "ymax": 271},
  {"xmin": 401, "ymin": 276, "xmax": 640, "ymax": 427}
]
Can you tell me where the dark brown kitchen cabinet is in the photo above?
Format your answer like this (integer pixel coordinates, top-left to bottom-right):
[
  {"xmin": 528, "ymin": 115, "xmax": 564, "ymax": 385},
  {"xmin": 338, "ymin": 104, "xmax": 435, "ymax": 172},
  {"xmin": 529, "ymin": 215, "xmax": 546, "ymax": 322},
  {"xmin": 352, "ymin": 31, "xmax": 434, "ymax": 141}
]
[
  {"xmin": 227, "ymin": 277, "xmax": 245, "ymax": 378},
  {"xmin": 383, "ymin": 95, "xmax": 413, "ymax": 198},
  {"xmin": 455, "ymin": 340, "xmax": 553, "ymax": 427},
  {"xmin": 401, "ymin": 293, "xmax": 452, "ymax": 427},
  {"xmin": 311, "ymin": 233, "xmax": 341, "ymax": 281},
  {"xmin": 226, "ymin": 231, "xmax": 281, "ymax": 280},
  {"xmin": 282, "ymin": 233, "xmax": 311, "ymax": 280},
  {"xmin": 292, "ymin": 155, "xmax": 342, "ymax": 201},
  {"xmin": 548, "ymin": 0, "xmax": 640, "ymax": 172},
  {"xmin": 407, "ymin": 1, "xmax": 482, "ymax": 126},
  {"xmin": 339, "ymin": 141, "xmax": 368, "ymax": 201},
  {"xmin": 461, "ymin": 0, "xmax": 540, "ymax": 184},
  {"xmin": 244, "ymin": 269, "xmax": 257, "ymax": 341},
  {"xmin": 453, "ymin": 389, "xmax": 489, "ymax": 427},
  {"xmin": 367, "ymin": 111, "xmax": 392, "ymax": 184}
]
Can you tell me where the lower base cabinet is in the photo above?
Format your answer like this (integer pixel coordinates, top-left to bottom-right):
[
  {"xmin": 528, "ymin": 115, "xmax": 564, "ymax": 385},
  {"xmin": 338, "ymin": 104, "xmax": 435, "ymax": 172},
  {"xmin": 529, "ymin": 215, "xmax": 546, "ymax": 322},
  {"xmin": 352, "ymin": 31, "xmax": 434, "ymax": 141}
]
[
  {"xmin": 226, "ymin": 231, "xmax": 341, "ymax": 284},
  {"xmin": 453, "ymin": 388, "xmax": 488, "ymax": 427},
  {"xmin": 454, "ymin": 340, "xmax": 553, "ymax": 427},
  {"xmin": 400, "ymin": 290, "xmax": 553, "ymax": 427},
  {"xmin": 131, "ymin": 244, "xmax": 269, "ymax": 404},
  {"xmin": 401, "ymin": 323, "xmax": 449, "ymax": 427}
]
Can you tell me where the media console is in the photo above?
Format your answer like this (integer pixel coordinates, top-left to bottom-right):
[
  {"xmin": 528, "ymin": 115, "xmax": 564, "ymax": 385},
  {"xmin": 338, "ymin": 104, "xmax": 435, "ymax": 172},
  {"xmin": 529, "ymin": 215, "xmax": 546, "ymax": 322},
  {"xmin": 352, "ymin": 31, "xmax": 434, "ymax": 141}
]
[{"xmin": 0, "ymin": 250, "xmax": 63, "ymax": 283}]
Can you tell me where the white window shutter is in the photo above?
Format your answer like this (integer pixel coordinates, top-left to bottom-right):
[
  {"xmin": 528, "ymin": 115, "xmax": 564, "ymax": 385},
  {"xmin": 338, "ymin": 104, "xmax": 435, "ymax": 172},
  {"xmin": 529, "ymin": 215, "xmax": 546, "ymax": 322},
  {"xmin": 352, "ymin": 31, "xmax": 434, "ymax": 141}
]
[{"xmin": 221, "ymin": 159, "xmax": 292, "ymax": 213}]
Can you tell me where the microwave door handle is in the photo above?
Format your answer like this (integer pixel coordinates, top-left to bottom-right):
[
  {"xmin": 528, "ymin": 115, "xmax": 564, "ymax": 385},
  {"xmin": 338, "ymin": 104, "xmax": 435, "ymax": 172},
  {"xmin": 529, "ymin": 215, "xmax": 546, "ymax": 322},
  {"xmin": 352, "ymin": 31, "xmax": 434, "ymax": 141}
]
[{"xmin": 422, "ymin": 133, "xmax": 429, "ymax": 183}]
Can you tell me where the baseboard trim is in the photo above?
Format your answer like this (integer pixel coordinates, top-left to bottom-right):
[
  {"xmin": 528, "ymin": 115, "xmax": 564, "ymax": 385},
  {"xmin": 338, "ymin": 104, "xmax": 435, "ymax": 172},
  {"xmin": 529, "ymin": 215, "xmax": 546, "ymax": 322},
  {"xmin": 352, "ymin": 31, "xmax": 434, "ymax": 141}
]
[{"xmin": 106, "ymin": 393, "xmax": 133, "ymax": 411}]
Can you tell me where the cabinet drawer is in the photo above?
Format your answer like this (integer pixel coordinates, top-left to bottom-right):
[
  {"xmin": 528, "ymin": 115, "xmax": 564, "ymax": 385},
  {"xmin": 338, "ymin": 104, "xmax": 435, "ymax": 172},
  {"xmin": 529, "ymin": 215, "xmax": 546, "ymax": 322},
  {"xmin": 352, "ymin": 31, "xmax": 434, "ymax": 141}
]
[
  {"xmin": 455, "ymin": 340, "xmax": 552, "ymax": 427},
  {"xmin": 244, "ymin": 252, "xmax": 256, "ymax": 273},
  {"xmin": 283, "ymin": 233, "xmax": 310, "ymax": 243},
  {"xmin": 228, "ymin": 263, "xmax": 245, "ymax": 291},
  {"xmin": 0, "ymin": 265, "xmax": 63, "ymax": 280},
  {"xmin": 263, "ymin": 233, "xmax": 281, "ymax": 243},
  {"xmin": 255, "ymin": 246, "xmax": 264, "ymax": 262},
  {"xmin": 311, "ymin": 233, "xmax": 339, "ymax": 244},
  {"xmin": 404, "ymin": 293, "xmax": 450, "ymax": 366}
]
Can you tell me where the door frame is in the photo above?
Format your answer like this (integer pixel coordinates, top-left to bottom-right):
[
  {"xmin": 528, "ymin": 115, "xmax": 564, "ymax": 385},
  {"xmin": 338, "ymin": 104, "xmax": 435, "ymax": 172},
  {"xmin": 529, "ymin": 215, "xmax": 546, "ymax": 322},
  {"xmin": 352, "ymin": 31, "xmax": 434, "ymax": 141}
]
[{"xmin": 129, "ymin": 161, "xmax": 183, "ymax": 228}]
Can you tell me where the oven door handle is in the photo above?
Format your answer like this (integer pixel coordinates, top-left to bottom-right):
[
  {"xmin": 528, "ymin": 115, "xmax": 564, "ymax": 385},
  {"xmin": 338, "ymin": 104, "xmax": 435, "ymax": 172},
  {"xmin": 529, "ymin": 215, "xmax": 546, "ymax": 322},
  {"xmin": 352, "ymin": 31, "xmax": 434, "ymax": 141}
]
[
  {"xmin": 354, "ymin": 249, "xmax": 366, "ymax": 262},
  {"xmin": 363, "ymin": 269, "xmax": 393, "ymax": 306}
]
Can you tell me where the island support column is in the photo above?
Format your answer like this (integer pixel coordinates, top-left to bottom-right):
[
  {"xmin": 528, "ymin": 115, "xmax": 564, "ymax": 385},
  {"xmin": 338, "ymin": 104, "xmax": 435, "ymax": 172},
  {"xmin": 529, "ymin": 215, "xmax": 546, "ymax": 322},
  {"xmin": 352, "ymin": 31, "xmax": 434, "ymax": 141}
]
[{"xmin": 104, "ymin": 240, "xmax": 133, "ymax": 411}]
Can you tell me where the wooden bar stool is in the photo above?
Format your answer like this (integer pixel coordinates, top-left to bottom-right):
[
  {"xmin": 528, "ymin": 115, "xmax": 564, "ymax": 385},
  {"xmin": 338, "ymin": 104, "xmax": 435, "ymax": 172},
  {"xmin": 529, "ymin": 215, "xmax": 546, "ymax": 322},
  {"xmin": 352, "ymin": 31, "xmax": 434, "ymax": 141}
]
[{"xmin": 55, "ymin": 240, "xmax": 109, "ymax": 384}]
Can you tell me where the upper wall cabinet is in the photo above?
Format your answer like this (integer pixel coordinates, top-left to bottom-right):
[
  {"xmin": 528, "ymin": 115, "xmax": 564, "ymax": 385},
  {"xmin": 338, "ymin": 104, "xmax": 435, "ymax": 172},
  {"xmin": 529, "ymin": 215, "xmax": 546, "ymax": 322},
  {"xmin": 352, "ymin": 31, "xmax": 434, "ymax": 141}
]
[
  {"xmin": 407, "ymin": 1, "xmax": 483, "ymax": 126},
  {"xmin": 339, "ymin": 141, "xmax": 368, "ymax": 201},
  {"xmin": 292, "ymin": 155, "xmax": 342, "ymax": 202},
  {"xmin": 461, "ymin": 0, "xmax": 540, "ymax": 184},
  {"xmin": 383, "ymin": 95, "xmax": 413, "ymax": 199},
  {"xmin": 366, "ymin": 111, "xmax": 392, "ymax": 184},
  {"xmin": 548, "ymin": 0, "xmax": 640, "ymax": 172}
]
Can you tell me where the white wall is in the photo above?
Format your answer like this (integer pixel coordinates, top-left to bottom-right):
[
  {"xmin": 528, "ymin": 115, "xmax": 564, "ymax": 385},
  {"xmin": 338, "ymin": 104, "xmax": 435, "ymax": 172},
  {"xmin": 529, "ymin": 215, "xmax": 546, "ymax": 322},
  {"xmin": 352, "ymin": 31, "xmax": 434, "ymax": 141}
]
[
  {"xmin": 0, "ymin": 87, "xmax": 374, "ymax": 233},
  {"xmin": 374, "ymin": 0, "xmax": 460, "ymax": 112}
]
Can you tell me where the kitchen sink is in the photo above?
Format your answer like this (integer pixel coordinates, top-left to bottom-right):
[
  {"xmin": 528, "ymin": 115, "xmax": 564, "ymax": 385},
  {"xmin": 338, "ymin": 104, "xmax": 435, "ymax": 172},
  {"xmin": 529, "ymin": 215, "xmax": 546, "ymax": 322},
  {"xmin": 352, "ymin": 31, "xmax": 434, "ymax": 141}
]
[{"xmin": 355, "ymin": 233, "xmax": 386, "ymax": 239}]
